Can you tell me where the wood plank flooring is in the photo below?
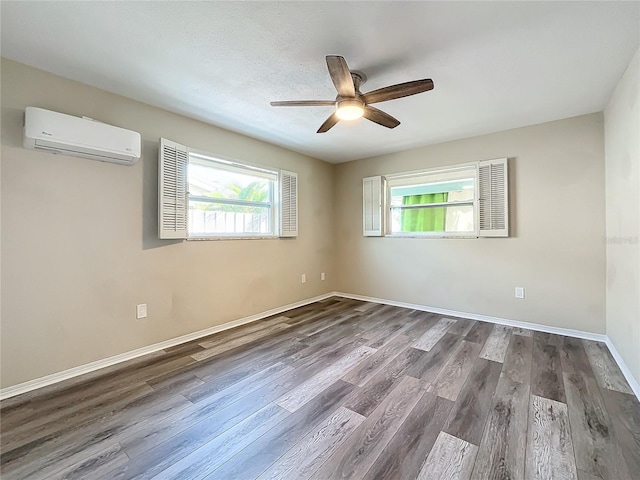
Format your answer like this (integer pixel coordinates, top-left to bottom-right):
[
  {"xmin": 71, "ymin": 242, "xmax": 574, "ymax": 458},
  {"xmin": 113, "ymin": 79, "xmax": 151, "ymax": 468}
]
[{"xmin": 1, "ymin": 297, "xmax": 639, "ymax": 480}]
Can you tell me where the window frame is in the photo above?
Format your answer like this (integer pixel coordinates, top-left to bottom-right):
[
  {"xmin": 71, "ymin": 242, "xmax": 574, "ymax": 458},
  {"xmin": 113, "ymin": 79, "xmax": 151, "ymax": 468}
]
[
  {"xmin": 384, "ymin": 162, "xmax": 480, "ymax": 239},
  {"xmin": 159, "ymin": 138, "xmax": 297, "ymax": 241},
  {"xmin": 186, "ymin": 149, "xmax": 280, "ymax": 240}
]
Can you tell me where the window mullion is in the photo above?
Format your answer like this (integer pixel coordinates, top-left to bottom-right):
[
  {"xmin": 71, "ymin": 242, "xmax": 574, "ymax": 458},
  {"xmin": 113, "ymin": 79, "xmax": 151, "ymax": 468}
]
[
  {"xmin": 391, "ymin": 200, "xmax": 474, "ymax": 209},
  {"xmin": 189, "ymin": 195, "xmax": 272, "ymax": 209}
]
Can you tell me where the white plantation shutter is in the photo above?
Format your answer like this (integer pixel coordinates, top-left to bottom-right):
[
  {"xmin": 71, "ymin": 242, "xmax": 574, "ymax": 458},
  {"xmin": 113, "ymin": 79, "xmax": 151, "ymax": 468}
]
[
  {"xmin": 363, "ymin": 176, "xmax": 384, "ymax": 236},
  {"xmin": 478, "ymin": 158, "xmax": 509, "ymax": 237},
  {"xmin": 280, "ymin": 170, "xmax": 298, "ymax": 237},
  {"xmin": 158, "ymin": 138, "xmax": 188, "ymax": 239}
]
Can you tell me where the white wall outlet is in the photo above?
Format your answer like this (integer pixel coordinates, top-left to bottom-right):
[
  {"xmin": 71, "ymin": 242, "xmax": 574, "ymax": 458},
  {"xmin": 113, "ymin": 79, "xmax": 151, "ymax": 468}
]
[
  {"xmin": 136, "ymin": 304, "xmax": 148, "ymax": 319},
  {"xmin": 515, "ymin": 287, "xmax": 525, "ymax": 299},
  {"xmin": 321, "ymin": 272, "xmax": 326, "ymax": 281},
  {"xmin": 301, "ymin": 274, "xmax": 306, "ymax": 284}
]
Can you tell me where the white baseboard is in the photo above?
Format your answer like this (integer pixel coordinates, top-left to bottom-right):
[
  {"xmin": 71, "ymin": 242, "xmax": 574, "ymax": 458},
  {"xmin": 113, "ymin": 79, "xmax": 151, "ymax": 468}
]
[
  {"xmin": 333, "ymin": 292, "xmax": 607, "ymax": 341},
  {"xmin": 0, "ymin": 292, "xmax": 335, "ymax": 401},
  {"xmin": 333, "ymin": 291, "xmax": 639, "ymax": 400},
  {"xmin": 604, "ymin": 337, "xmax": 640, "ymax": 400}
]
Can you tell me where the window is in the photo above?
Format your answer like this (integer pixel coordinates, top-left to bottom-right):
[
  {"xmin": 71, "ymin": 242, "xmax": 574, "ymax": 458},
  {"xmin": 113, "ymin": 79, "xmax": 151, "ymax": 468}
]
[
  {"xmin": 363, "ymin": 158, "xmax": 508, "ymax": 238},
  {"xmin": 387, "ymin": 165, "xmax": 477, "ymax": 236},
  {"xmin": 158, "ymin": 138, "xmax": 297, "ymax": 239},
  {"xmin": 188, "ymin": 152, "xmax": 277, "ymax": 237}
]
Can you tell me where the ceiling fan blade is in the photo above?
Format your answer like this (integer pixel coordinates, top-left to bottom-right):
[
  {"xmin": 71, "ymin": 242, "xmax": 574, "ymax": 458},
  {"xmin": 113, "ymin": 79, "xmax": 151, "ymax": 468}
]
[
  {"xmin": 317, "ymin": 113, "xmax": 340, "ymax": 133},
  {"xmin": 270, "ymin": 100, "xmax": 336, "ymax": 107},
  {"xmin": 326, "ymin": 56, "xmax": 355, "ymax": 98},
  {"xmin": 363, "ymin": 106, "xmax": 400, "ymax": 129},
  {"xmin": 361, "ymin": 79, "xmax": 434, "ymax": 104}
]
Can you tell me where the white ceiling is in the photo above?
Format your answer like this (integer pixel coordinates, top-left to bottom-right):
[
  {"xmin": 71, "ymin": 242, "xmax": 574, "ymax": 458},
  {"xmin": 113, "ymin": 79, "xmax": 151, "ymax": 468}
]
[{"xmin": 2, "ymin": 1, "xmax": 639, "ymax": 163}]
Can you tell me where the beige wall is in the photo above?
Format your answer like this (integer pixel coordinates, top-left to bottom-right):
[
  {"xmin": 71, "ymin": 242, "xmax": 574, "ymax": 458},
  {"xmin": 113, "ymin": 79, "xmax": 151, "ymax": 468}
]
[
  {"xmin": 605, "ymin": 47, "xmax": 640, "ymax": 385},
  {"xmin": 335, "ymin": 114, "xmax": 606, "ymax": 334},
  {"xmin": 0, "ymin": 59, "xmax": 336, "ymax": 388}
]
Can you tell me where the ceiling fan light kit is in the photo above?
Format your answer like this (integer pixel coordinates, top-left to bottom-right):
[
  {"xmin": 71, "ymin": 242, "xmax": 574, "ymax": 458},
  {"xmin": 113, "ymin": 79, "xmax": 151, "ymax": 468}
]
[
  {"xmin": 335, "ymin": 99, "xmax": 364, "ymax": 120},
  {"xmin": 270, "ymin": 55, "xmax": 434, "ymax": 133}
]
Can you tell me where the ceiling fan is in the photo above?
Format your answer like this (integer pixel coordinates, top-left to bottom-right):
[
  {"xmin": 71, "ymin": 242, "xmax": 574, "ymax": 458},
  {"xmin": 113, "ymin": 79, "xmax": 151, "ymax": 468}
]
[{"xmin": 270, "ymin": 55, "xmax": 434, "ymax": 133}]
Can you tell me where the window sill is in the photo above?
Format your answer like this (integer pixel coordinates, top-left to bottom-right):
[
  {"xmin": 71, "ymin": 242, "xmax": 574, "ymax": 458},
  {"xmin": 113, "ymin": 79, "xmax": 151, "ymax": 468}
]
[
  {"xmin": 187, "ymin": 235, "xmax": 279, "ymax": 241},
  {"xmin": 385, "ymin": 234, "xmax": 479, "ymax": 239}
]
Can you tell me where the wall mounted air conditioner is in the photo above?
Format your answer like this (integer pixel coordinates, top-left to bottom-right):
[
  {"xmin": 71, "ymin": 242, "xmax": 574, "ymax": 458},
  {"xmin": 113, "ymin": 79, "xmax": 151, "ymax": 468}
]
[{"xmin": 23, "ymin": 107, "xmax": 141, "ymax": 165}]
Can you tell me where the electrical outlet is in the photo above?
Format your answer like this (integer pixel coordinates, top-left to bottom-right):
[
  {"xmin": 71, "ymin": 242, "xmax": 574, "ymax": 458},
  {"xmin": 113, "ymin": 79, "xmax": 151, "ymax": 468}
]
[
  {"xmin": 301, "ymin": 274, "xmax": 306, "ymax": 284},
  {"xmin": 515, "ymin": 287, "xmax": 525, "ymax": 299},
  {"xmin": 136, "ymin": 304, "xmax": 148, "ymax": 319},
  {"xmin": 321, "ymin": 272, "xmax": 326, "ymax": 281}
]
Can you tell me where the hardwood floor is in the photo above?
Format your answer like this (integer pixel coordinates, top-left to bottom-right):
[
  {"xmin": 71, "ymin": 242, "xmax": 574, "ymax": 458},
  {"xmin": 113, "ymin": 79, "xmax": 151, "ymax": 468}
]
[{"xmin": 1, "ymin": 297, "xmax": 639, "ymax": 480}]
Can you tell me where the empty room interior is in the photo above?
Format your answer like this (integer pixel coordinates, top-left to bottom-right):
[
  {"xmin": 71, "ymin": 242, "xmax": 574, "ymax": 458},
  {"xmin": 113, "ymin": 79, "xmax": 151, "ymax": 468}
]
[{"xmin": 1, "ymin": 2, "xmax": 640, "ymax": 479}]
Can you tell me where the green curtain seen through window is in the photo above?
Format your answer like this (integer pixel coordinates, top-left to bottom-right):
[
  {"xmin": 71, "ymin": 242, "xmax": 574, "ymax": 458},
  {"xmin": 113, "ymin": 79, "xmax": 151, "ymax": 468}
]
[{"xmin": 401, "ymin": 193, "xmax": 448, "ymax": 232}]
